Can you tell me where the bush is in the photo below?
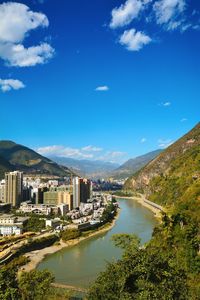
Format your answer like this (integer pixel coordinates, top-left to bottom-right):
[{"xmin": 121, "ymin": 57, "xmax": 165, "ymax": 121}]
[{"xmin": 60, "ymin": 229, "xmax": 81, "ymax": 242}]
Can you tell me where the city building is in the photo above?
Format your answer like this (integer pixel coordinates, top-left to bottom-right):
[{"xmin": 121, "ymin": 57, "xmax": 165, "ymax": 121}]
[
  {"xmin": 35, "ymin": 187, "xmax": 48, "ymax": 204},
  {"xmin": 22, "ymin": 185, "xmax": 32, "ymax": 202},
  {"xmin": 18, "ymin": 203, "xmax": 52, "ymax": 215},
  {"xmin": 73, "ymin": 177, "xmax": 80, "ymax": 208},
  {"xmin": 80, "ymin": 178, "xmax": 92, "ymax": 203},
  {"xmin": 44, "ymin": 188, "xmax": 73, "ymax": 210},
  {"xmin": 5, "ymin": 171, "xmax": 23, "ymax": 207},
  {"xmin": 0, "ymin": 180, "xmax": 5, "ymax": 202},
  {"xmin": 58, "ymin": 191, "xmax": 73, "ymax": 210},
  {"xmin": 43, "ymin": 191, "xmax": 58, "ymax": 205},
  {"xmin": 73, "ymin": 177, "xmax": 92, "ymax": 208},
  {"xmin": 57, "ymin": 204, "xmax": 69, "ymax": 216},
  {"xmin": 0, "ymin": 214, "xmax": 28, "ymax": 236},
  {"xmin": 45, "ymin": 218, "xmax": 61, "ymax": 229}
]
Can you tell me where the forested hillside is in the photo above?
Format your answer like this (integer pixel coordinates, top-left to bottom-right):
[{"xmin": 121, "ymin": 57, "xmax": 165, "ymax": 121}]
[{"xmin": 88, "ymin": 123, "xmax": 200, "ymax": 299}]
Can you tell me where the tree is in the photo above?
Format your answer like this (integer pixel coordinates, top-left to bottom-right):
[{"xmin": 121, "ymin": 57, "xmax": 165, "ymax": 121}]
[
  {"xmin": 18, "ymin": 270, "xmax": 54, "ymax": 300},
  {"xmin": 0, "ymin": 266, "xmax": 20, "ymax": 300}
]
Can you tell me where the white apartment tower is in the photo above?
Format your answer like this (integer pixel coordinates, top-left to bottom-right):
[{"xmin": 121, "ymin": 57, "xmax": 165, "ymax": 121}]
[{"xmin": 73, "ymin": 177, "xmax": 80, "ymax": 209}]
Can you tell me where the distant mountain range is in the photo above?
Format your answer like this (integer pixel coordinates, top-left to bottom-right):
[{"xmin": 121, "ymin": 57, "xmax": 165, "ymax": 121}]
[
  {"xmin": 0, "ymin": 141, "xmax": 73, "ymax": 179},
  {"xmin": 109, "ymin": 149, "xmax": 163, "ymax": 179},
  {"xmin": 49, "ymin": 156, "xmax": 119, "ymax": 179},
  {"xmin": 50, "ymin": 150, "xmax": 162, "ymax": 180}
]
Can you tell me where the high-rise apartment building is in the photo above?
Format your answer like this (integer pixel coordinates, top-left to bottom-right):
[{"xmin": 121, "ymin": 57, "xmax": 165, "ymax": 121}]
[
  {"xmin": 80, "ymin": 178, "xmax": 92, "ymax": 203},
  {"xmin": 5, "ymin": 171, "xmax": 23, "ymax": 207},
  {"xmin": 73, "ymin": 177, "xmax": 92, "ymax": 208},
  {"xmin": 73, "ymin": 177, "xmax": 80, "ymax": 209}
]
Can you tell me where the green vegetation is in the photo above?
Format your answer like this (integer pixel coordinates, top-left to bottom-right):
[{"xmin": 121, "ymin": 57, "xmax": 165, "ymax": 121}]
[
  {"xmin": 100, "ymin": 201, "xmax": 116, "ymax": 223},
  {"xmin": 148, "ymin": 144, "xmax": 200, "ymax": 207},
  {"xmin": 88, "ymin": 208, "xmax": 200, "ymax": 299},
  {"xmin": 45, "ymin": 287, "xmax": 75, "ymax": 300},
  {"xmin": 0, "ymin": 262, "xmax": 54, "ymax": 300},
  {"xmin": 18, "ymin": 270, "xmax": 54, "ymax": 300},
  {"xmin": 0, "ymin": 255, "xmax": 76, "ymax": 300},
  {"xmin": 23, "ymin": 215, "xmax": 46, "ymax": 232},
  {"xmin": 88, "ymin": 124, "xmax": 200, "ymax": 299},
  {"xmin": 17, "ymin": 235, "xmax": 59, "ymax": 255},
  {"xmin": 0, "ymin": 155, "xmax": 13, "ymax": 179},
  {"xmin": 60, "ymin": 228, "xmax": 81, "ymax": 242},
  {"xmin": 125, "ymin": 123, "xmax": 200, "ymax": 192}
]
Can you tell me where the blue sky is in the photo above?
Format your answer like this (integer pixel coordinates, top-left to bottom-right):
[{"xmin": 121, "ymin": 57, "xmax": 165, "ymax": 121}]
[{"xmin": 0, "ymin": 0, "xmax": 199, "ymax": 164}]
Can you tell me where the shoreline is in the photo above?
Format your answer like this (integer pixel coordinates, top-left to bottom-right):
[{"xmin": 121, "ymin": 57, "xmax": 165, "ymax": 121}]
[
  {"xmin": 19, "ymin": 208, "xmax": 120, "ymax": 275},
  {"xmin": 114, "ymin": 194, "xmax": 163, "ymax": 219}
]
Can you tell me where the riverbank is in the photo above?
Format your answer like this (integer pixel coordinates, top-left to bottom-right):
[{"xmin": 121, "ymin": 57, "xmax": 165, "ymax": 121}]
[
  {"xmin": 114, "ymin": 194, "xmax": 163, "ymax": 219},
  {"xmin": 19, "ymin": 208, "xmax": 120, "ymax": 275}
]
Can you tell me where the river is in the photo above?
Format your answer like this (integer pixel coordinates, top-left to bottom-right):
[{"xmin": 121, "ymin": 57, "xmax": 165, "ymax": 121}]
[{"xmin": 37, "ymin": 198, "xmax": 157, "ymax": 288}]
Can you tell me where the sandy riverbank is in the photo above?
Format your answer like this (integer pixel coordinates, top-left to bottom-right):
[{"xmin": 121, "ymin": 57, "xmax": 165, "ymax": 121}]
[
  {"xmin": 19, "ymin": 209, "xmax": 120, "ymax": 274},
  {"xmin": 114, "ymin": 195, "xmax": 163, "ymax": 219}
]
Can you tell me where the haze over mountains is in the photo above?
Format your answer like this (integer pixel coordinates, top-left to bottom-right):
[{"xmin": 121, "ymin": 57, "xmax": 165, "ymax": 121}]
[
  {"xmin": 50, "ymin": 150, "xmax": 162, "ymax": 179},
  {"xmin": 49, "ymin": 156, "xmax": 119, "ymax": 179},
  {"xmin": 0, "ymin": 141, "xmax": 73, "ymax": 179}
]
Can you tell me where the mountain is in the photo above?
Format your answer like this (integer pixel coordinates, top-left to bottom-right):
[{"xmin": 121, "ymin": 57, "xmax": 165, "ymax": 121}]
[
  {"xmin": 50, "ymin": 156, "xmax": 119, "ymax": 178},
  {"xmin": 125, "ymin": 123, "xmax": 200, "ymax": 207},
  {"xmin": 0, "ymin": 141, "xmax": 73, "ymax": 179},
  {"xmin": 110, "ymin": 149, "xmax": 162, "ymax": 179},
  {"xmin": 88, "ymin": 123, "xmax": 200, "ymax": 299},
  {"xmin": 0, "ymin": 155, "xmax": 14, "ymax": 179}
]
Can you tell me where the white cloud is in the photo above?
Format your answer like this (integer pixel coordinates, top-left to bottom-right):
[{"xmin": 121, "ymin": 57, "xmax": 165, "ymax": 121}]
[
  {"xmin": 0, "ymin": 2, "xmax": 54, "ymax": 67},
  {"xmin": 0, "ymin": 2, "xmax": 48, "ymax": 44},
  {"xmin": 119, "ymin": 28, "xmax": 152, "ymax": 51},
  {"xmin": 36, "ymin": 145, "xmax": 126, "ymax": 163},
  {"xmin": 95, "ymin": 86, "xmax": 109, "ymax": 91},
  {"xmin": 82, "ymin": 145, "xmax": 103, "ymax": 152},
  {"xmin": 110, "ymin": 0, "xmax": 151, "ymax": 29},
  {"xmin": 36, "ymin": 145, "xmax": 64, "ymax": 156},
  {"xmin": 37, "ymin": 145, "xmax": 94, "ymax": 159},
  {"xmin": 0, "ymin": 43, "xmax": 54, "ymax": 67},
  {"xmin": 159, "ymin": 101, "xmax": 171, "ymax": 107},
  {"xmin": 0, "ymin": 78, "xmax": 25, "ymax": 92},
  {"xmin": 181, "ymin": 118, "xmax": 187, "ymax": 122},
  {"xmin": 158, "ymin": 139, "xmax": 173, "ymax": 148},
  {"xmin": 110, "ymin": 0, "xmax": 142, "ymax": 29},
  {"xmin": 153, "ymin": 0, "xmax": 186, "ymax": 30},
  {"xmin": 140, "ymin": 137, "xmax": 147, "ymax": 143}
]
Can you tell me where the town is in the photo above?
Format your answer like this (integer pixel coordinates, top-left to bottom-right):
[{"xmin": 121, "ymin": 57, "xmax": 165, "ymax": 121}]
[
  {"xmin": 0, "ymin": 171, "xmax": 119, "ymax": 236},
  {"xmin": 0, "ymin": 170, "xmax": 119, "ymax": 267}
]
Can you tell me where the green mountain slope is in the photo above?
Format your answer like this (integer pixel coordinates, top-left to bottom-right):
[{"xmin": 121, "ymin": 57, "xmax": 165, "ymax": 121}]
[
  {"xmin": 0, "ymin": 155, "xmax": 14, "ymax": 179},
  {"xmin": 0, "ymin": 141, "xmax": 73, "ymax": 179},
  {"xmin": 88, "ymin": 123, "xmax": 200, "ymax": 299},
  {"xmin": 125, "ymin": 123, "xmax": 200, "ymax": 206},
  {"xmin": 110, "ymin": 149, "xmax": 162, "ymax": 179}
]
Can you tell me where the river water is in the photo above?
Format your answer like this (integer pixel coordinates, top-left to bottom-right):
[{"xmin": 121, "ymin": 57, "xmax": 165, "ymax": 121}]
[{"xmin": 37, "ymin": 198, "xmax": 157, "ymax": 288}]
